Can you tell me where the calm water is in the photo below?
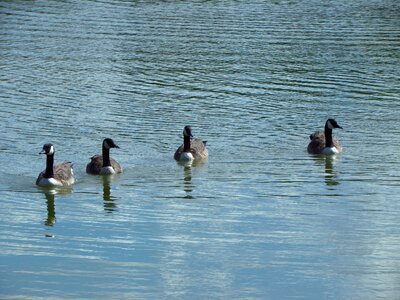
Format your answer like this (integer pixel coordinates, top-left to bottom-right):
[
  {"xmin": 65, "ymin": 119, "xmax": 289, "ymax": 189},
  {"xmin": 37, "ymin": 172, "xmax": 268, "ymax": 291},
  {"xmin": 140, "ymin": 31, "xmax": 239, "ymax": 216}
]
[{"xmin": 1, "ymin": 0, "xmax": 400, "ymax": 299}]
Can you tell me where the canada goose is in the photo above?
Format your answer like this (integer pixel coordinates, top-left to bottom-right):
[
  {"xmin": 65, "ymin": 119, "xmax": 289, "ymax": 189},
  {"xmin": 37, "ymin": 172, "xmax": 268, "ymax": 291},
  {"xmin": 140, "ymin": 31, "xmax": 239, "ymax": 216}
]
[
  {"xmin": 86, "ymin": 138, "xmax": 122, "ymax": 175},
  {"xmin": 308, "ymin": 119, "xmax": 343, "ymax": 154},
  {"xmin": 36, "ymin": 144, "xmax": 75, "ymax": 187},
  {"xmin": 174, "ymin": 126, "xmax": 208, "ymax": 161}
]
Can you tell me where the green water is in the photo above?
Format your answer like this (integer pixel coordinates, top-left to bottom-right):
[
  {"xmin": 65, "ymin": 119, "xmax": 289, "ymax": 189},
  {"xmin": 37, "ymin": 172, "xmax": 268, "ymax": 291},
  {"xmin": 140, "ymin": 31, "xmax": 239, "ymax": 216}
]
[{"xmin": 1, "ymin": 0, "xmax": 400, "ymax": 299}]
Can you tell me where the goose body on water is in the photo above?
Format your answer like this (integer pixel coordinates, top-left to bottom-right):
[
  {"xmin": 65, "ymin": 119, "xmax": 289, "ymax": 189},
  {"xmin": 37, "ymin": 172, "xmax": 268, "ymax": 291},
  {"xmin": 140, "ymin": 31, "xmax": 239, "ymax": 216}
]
[
  {"xmin": 308, "ymin": 119, "xmax": 343, "ymax": 155},
  {"xmin": 36, "ymin": 144, "xmax": 75, "ymax": 187},
  {"xmin": 86, "ymin": 138, "xmax": 122, "ymax": 175},
  {"xmin": 174, "ymin": 126, "xmax": 208, "ymax": 162}
]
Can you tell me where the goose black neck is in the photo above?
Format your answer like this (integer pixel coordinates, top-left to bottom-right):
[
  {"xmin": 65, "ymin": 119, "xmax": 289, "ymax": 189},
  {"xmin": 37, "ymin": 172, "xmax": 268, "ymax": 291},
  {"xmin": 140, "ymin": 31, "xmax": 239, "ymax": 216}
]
[
  {"xmin": 102, "ymin": 145, "xmax": 111, "ymax": 167},
  {"xmin": 44, "ymin": 154, "xmax": 54, "ymax": 178},
  {"xmin": 324, "ymin": 124, "xmax": 333, "ymax": 148},
  {"xmin": 183, "ymin": 135, "xmax": 191, "ymax": 152}
]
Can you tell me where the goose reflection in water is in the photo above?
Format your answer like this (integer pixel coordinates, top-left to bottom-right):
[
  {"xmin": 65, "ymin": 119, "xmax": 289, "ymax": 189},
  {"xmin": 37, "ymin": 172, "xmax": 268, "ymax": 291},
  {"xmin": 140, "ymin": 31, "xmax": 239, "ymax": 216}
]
[
  {"xmin": 44, "ymin": 191, "xmax": 56, "ymax": 227},
  {"xmin": 324, "ymin": 156, "xmax": 340, "ymax": 187},
  {"xmin": 312, "ymin": 155, "xmax": 340, "ymax": 187},
  {"xmin": 177, "ymin": 159, "xmax": 207, "ymax": 199},
  {"xmin": 102, "ymin": 175, "xmax": 119, "ymax": 213},
  {"xmin": 39, "ymin": 187, "xmax": 72, "ymax": 227},
  {"xmin": 183, "ymin": 164, "xmax": 194, "ymax": 197}
]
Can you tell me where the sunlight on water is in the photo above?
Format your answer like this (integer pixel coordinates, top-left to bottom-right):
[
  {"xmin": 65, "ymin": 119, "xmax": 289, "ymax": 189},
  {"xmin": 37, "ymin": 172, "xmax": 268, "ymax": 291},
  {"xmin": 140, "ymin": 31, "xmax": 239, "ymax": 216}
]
[{"xmin": 1, "ymin": 0, "xmax": 400, "ymax": 299}]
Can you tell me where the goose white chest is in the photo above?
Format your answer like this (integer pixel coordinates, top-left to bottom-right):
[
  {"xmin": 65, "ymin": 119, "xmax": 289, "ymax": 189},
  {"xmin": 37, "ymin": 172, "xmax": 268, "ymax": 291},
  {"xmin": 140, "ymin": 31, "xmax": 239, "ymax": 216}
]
[
  {"xmin": 100, "ymin": 166, "xmax": 116, "ymax": 175},
  {"xmin": 180, "ymin": 152, "xmax": 194, "ymax": 161},
  {"xmin": 37, "ymin": 177, "xmax": 63, "ymax": 187},
  {"xmin": 322, "ymin": 147, "xmax": 340, "ymax": 155}
]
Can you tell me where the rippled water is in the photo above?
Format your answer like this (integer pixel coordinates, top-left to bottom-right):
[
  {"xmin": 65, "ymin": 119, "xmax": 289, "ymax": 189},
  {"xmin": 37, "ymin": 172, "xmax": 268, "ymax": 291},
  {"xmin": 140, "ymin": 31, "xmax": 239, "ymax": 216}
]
[{"xmin": 1, "ymin": 0, "xmax": 400, "ymax": 299}]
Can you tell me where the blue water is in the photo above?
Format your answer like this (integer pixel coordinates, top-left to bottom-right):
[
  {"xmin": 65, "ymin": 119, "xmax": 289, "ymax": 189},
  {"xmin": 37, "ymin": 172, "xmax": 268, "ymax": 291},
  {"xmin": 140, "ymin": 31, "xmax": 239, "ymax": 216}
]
[{"xmin": 1, "ymin": 0, "xmax": 400, "ymax": 299}]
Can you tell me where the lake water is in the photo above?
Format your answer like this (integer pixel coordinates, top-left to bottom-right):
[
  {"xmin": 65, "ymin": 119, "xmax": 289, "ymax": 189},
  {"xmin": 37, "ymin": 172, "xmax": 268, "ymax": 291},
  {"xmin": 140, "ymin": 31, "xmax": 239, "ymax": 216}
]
[{"xmin": 1, "ymin": 0, "xmax": 400, "ymax": 299}]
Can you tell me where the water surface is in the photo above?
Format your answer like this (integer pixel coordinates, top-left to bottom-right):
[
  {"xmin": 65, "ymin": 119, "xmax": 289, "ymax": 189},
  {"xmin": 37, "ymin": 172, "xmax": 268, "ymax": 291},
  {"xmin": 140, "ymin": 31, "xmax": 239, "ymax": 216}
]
[{"xmin": 1, "ymin": 0, "xmax": 400, "ymax": 299}]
